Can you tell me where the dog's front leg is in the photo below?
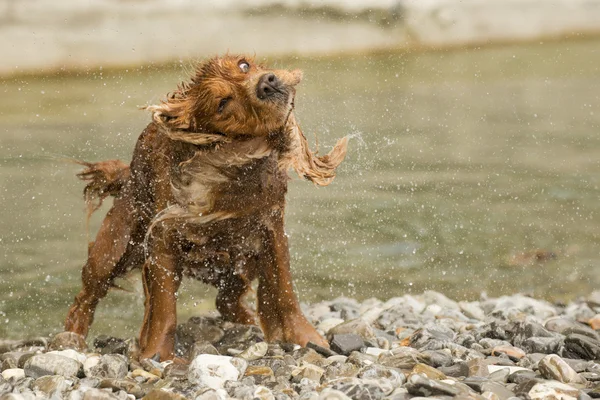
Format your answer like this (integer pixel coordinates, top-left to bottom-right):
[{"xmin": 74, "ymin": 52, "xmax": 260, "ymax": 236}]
[
  {"xmin": 258, "ymin": 207, "xmax": 328, "ymax": 348},
  {"xmin": 139, "ymin": 233, "xmax": 181, "ymax": 361}
]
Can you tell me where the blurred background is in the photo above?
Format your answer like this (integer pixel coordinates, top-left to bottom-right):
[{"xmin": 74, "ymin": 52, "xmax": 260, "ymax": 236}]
[{"xmin": 1, "ymin": 0, "xmax": 600, "ymax": 339}]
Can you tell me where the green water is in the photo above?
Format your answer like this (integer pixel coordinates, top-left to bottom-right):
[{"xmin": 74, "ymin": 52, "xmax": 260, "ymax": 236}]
[{"xmin": 1, "ymin": 39, "xmax": 600, "ymax": 339}]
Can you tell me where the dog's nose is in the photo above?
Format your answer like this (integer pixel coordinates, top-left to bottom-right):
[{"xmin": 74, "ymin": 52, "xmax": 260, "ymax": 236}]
[{"xmin": 256, "ymin": 73, "xmax": 281, "ymax": 100}]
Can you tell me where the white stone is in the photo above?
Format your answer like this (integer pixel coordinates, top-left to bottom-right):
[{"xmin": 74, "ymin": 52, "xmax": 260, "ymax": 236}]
[
  {"xmin": 326, "ymin": 355, "xmax": 348, "ymax": 365},
  {"xmin": 253, "ymin": 386, "xmax": 275, "ymax": 400},
  {"xmin": 48, "ymin": 349, "xmax": 87, "ymax": 364},
  {"xmin": 238, "ymin": 342, "xmax": 268, "ymax": 361},
  {"xmin": 2, "ymin": 368, "xmax": 25, "ymax": 381},
  {"xmin": 318, "ymin": 389, "xmax": 352, "ymax": 400},
  {"xmin": 487, "ymin": 365, "xmax": 531, "ymax": 375},
  {"xmin": 364, "ymin": 347, "xmax": 388, "ymax": 357},
  {"xmin": 291, "ymin": 363, "xmax": 325, "ymax": 383},
  {"xmin": 538, "ymin": 354, "xmax": 585, "ymax": 384},
  {"xmin": 83, "ymin": 355, "xmax": 101, "ymax": 377},
  {"xmin": 360, "ymin": 306, "xmax": 384, "ymax": 325},
  {"xmin": 528, "ymin": 380, "xmax": 579, "ymax": 400},
  {"xmin": 383, "ymin": 295, "xmax": 426, "ymax": 314},
  {"xmin": 195, "ymin": 388, "xmax": 229, "ymax": 400},
  {"xmin": 317, "ymin": 318, "xmax": 345, "ymax": 334},
  {"xmin": 188, "ymin": 354, "xmax": 247, "ymax": 389},
  {"xmin": 459, "ymin": 301, "xmax": 486, "ymax": 320}
]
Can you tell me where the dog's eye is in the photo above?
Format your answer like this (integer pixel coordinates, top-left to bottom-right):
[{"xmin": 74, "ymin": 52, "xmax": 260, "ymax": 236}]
[
  {"xmin": 238, "ymin": 61, "xmax": 250, "ymax": 73},
  {"xmin": 217, "ymin": 97, "xmax": 231, "ymax": 113}
]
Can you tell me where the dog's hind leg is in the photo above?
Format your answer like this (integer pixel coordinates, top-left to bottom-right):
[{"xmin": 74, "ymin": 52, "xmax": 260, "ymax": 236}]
[
  {"xmin": 216, "ymin": 270, "xmax": 256, "ymax": 325},
  {"xmin": 64, "ymin": 194, "xmax": 137, "ymax": 337}
]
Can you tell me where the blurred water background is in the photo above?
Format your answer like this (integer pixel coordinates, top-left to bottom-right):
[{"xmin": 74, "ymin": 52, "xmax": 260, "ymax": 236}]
[{"xmin": 1, "ymin": 0, "xmax": 600, "ymax": 339}]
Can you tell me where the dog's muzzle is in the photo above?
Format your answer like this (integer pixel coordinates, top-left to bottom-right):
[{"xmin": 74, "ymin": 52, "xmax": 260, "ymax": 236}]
[{"xmin": 256, "ymin": 73, "xmax": 285, "ymax": 100}]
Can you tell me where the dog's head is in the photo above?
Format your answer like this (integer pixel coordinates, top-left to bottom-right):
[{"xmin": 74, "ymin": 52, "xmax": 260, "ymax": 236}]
[{"xmin": 148, "ymin": 55, "xmax": 302, "ymax": 137}]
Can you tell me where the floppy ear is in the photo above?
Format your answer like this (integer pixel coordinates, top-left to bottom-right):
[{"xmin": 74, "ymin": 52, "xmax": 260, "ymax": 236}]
[
  {"xmin": 145, "ymin": 82, "xmax": 195, "ymax": 130},
  {"xmin": 145, "ymin": 83, "xmax": 230, "ymax": 146},
  {"xmin": 284, "ymin": 113, "xmax": 348, "ymax": 186}
]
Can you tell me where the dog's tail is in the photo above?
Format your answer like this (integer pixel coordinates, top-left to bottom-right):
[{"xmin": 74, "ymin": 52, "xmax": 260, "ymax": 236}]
[{"xmin": 74, "ymin": 160, "xmax": 131, "ymax": 223}]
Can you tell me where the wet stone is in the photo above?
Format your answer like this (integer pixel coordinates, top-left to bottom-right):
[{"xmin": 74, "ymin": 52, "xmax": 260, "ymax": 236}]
[
  {"xmin": 139, "ymin": 358, "xmax": 163, "ymax": 376},
  {"xmin": 32, "ymin": 375, "xmax": 71, "ymax": 395},
  {"xmin": 438, "ymin": 362, "xmax": 470, "ymax": 378},
  {"xmin": 294, "ymin": 348, "xmax": 325, "ymax": 367},
  {"xmin": 291, "ymin": 364, "xmax": 324, "ymax": 383},
  {"xmin": 80, "ymin": 388, "xmax": 121, "ymax": 400},
  {"xmin": 324, "ymin": 361, "xmax": 359, "ymax": 380},
  {"xmin": 491, "ymin": 345, "xmax": 526, "ymax": 361},
  {"xmin": 131, "ymin": 368, "xmax": 160, "ymax": 382},
  {"xmin": 238, "ymin": 342, "xmax": 268, "ymax": 361},
  {"xmin": 564, "ymin": 334, "xmax": 600, "ymax": 360},
  {"xmin": 379, "ymin": 347, "xmax": 426, "ymax": 370},
  {"xmin": 23, "ymin": 353, "xmax": 82, "ymax": 378},
  {"xmin": 420, "ymin": 349, "xmax": 453, "ymax": 367},
  {"xmin": 463, "ymin": 377, "xmax": 515, "ymax": 399},
  {"xmin": 507, "ymin": 369, "xmax": 538, "ymax": 385},
  {"xmin": 329, "ymin": 334, "xmax": 364, "ymax": 356},
  {"xmin": 409, "ymin": 324, "xmax": 456, "ymax": 349},
  {"xmin": 189, "ymin": 342, "xmax": 220, "ymax": 359},
  {"xmin": 546, "ymin": 318, "xmax": 599, "ymax": 339},
  {"xmin": 188, "ymin": 354, "xmax": 247, "ymax": 389},
  {"xmin": 518, "ymin": 353, "xmax": 546, "ymax": 369},
  {"xmin": 92, "ymin": 336, "xmax": 128, "ymax": 356},
  {"xmin": 520, "ymin": 336, "xmax": 563, "ymax": 354},
  {"xmin": 587, "ymin": 385, "xmax": 600, "ymax": 398},
  {"xmin": 49, "ymin": 332, "xmax": 88, "ymax": 352},
  {"xmin": 589, "ymin": 314, "xmax": 600, "ymax": 331},
  {"xmin": 99, "ymin": 378, "xmax": 144, "ymax": 398},
  {"xmin": 488, "ymin": 367, "xmax": 510, "ymax": 383},
  {"xmin": 1, "ymin": 352, "xmax": 34, "ymax": 370},
  {"xmin": 163, "ymin": 363, "xmax": 188, "ymax": 379},
  {"xmin": 404, "ymin": 374, "xmax": 464, "ymax": 397},
  {"xmin": 562, "ymin": 358, "xmax": 592, "ymax": 373},
  {"xmin": 329, "ymin": 380, "xmax": 388, "ymax": 400},
  {"xmin": 86, "ymin": 354, "xmax": 128, "ymax": 379},
  {"xmin": 177, "ymin": 317, "xmax": 226, "ymax": 346},
  {"xmin": 0, "ymin": 380, "xmax": 12, "ymax": 395},
  {"xmin": 1, "ymin": 368, "xmax": 25, "ymax": 381},
  {"xmin": 327, "ymin": 319, "xmax": 375, "ymax": 342},
  {"xmin": 306, "ymin": 341, "xmax": 337, "ymax": 357},
  {"xmin": 468, "ymin": 359, "xmax": 491, "ymax": 377},
  {"xmin": 523, "ymin": 380, "xmax": 580, "ymax": 400},
  {"xmin": 215, "ymin": 324, "xmax": 264, "ymax": 352},
  {"xmin": 317, "ymin": 388, "xmax": 352, "ymax": 400},
  {"xmin": 410, "ymin": 363, "xmax": 446, "ymax": 380},
  {"xmin": 244, "ymin": 365, "xmax": 274, "ymax": 378},
  {"xmin": 358, "ymin": 364, "xmax": 405, "ymax": 386},
  {"xmin": 538, "ymin": 354, "xmax": 586, "ymax": 384},
  {"xmin": 143, "ymin": 389, "xmax": 189, "ymax": 400}
]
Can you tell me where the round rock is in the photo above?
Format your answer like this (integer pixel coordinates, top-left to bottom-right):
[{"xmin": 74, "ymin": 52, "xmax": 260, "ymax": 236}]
[{"xmin": 24, "ymin": 353, "xmax": 82, "ymax": 378}]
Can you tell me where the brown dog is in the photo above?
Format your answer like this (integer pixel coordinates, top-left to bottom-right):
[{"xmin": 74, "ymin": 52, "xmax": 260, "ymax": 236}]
[{"xmin": 64, "ymin": 55, "xmax": 348, "ymax": 361}]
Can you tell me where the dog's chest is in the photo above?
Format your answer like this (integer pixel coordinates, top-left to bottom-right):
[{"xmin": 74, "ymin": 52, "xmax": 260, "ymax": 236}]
[{"xmin": 170, "ymin": 139, "xmax": 287, "ymax": 216}]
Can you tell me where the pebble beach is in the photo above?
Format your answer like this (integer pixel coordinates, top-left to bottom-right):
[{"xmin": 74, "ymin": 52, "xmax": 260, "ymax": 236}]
[{"xmin": 1, "ymin": 291, "xmax": 599, "ymax": 399}]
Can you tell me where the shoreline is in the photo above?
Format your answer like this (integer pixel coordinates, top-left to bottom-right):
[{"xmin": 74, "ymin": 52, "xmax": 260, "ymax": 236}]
[
  {"xmin": 1, "ymin": 291, "xmax": 599, "ymax": 398},
  {"xmin": 3, "ymin": 0, "xmax": 600, "ymax": 77}
]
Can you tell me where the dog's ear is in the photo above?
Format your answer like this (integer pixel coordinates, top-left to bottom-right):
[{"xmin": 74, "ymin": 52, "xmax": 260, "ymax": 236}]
[
  {"xmin": 145, "ymin": 84, "xmax": 230, "ymax": 146},
  {"xmin": 284, "ymin": 113, "xmax": 348, "ymax": 186},
  {"xmin": 146, "ymin": 83, "xmax": 195, "ymax": 130}
]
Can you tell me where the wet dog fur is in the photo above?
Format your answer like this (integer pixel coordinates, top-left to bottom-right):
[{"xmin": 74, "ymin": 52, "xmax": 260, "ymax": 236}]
[{"xmin": 64, "ymin": 55, "xmax": 348, "ymax": 361}]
